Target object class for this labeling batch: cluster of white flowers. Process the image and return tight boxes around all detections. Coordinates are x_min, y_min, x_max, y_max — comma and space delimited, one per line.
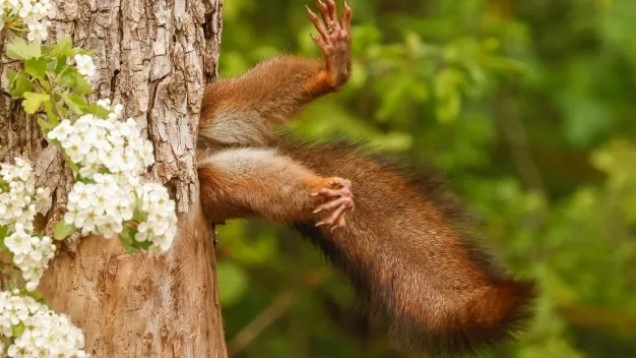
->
0, 0, 52, 41
47, 107, 154, 179
47, 100, 177, 254
63, 173, 177, 254
0, 0, 175, 351
0, 158, 49, 232
135, 182, 178, 254
0, 160, 55, 291
4, 224, 56, 291
73, 54, 96, 79
64, 174, 133, 238
0, 290, 86, 357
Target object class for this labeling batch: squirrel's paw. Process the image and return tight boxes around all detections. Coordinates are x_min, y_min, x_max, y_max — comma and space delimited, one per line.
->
306, 0, 352, 87
311, 177, 354, 231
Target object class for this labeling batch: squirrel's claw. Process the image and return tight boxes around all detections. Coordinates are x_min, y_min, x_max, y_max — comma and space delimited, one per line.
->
313, 176, 354, 230
306, 0, 352, 88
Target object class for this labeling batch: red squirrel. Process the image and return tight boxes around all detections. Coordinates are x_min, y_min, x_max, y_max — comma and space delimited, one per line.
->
197, 0, 534, 355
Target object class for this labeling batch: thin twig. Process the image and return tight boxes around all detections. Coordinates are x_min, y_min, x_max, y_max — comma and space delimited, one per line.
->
227, 290, 300, 357
494, 90, 545, 195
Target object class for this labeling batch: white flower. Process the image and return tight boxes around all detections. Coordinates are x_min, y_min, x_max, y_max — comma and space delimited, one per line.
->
96, 98, 111, 108
48, 110, 156, 180
65, 174, 131, 238
31, 1, 49, 17
113, 104, 124, 117
27, 20, 50, 41
17, 1, 32, 18
47, 119, 74, 142
134, 182, 177, 254
14, 159, 32, 181
4, 225, 32, 255
0, 159, 49, 231
63, 174, 176, 253
25, 281, 38, 292
0, 291, 86, 357
73, 54, 96, 79
4, 225, 56, 290
38, 97, 176, 256
4, 0, 52, 42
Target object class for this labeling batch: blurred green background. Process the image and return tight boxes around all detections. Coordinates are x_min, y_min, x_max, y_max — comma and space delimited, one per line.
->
214, 0, 636, 357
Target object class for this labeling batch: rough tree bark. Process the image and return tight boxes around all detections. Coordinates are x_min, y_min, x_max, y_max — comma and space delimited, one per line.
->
0, 0, 227, 357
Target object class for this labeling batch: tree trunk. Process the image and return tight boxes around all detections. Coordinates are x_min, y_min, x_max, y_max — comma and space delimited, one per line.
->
0, 0, 227, 357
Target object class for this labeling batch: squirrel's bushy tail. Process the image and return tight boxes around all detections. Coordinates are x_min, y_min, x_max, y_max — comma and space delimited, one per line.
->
284, 140, 535, 356
399, 278, 535, 355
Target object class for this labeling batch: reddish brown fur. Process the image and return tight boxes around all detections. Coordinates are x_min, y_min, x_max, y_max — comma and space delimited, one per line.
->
197, 1, 534, 355
199, 54, 351, 149
283, 142, 534, 355
198, 148, 352, 224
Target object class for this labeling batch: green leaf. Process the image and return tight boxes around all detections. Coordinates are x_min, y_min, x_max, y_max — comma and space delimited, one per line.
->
24, 57, 48, 80
217, 261, 249, 306
118, 225, 157, 253
6, 37, 41, 60
375, 72, 412, 121
86, 102, 112, 119
8, 72, 34, 97
74, 75, 93, 95
435, 95, 461, 124
22, 92, 50, 114
12, 322, 26, 338
62, 154, 80, 174
5, 68, 18, 83
59, 67, 79, 87
0, 225, 9, 252
59, 67, 93, 95
62, 94, 87, 115
119, 226, 139, 254
21, 288, 45, 302
55, 55, 68, 73
43, 101, 60, 125
136, 239, 153, 251
44, 37, 74, 57
53, 220, 76, 241
37, 118, 57, 134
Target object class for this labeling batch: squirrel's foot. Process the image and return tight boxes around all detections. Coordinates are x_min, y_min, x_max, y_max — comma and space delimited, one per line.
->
306, 0, 352, 88
311, 177, 354, 231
